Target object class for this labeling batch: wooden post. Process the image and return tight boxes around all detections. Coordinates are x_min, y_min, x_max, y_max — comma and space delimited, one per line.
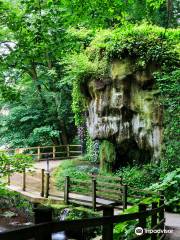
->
52, 146, 56, 160
138, 203, 147, 233
34, 206, 52, 240
67, 145, 70, 158
64, 176, 70, 204
151, 202, 158, 240
122, 184, 127, 211
41, 169, 45, 197
7, 173, 10, 186
102, 206, 114, 240
22, 168, 26, 191
92, 178, 96, 211
159, 195, 165, 237
45, 172, 50, 198
120, 177, 123, 185
37, 147, 41, 161
159, 195, 165, 221
7, 164, 10, 186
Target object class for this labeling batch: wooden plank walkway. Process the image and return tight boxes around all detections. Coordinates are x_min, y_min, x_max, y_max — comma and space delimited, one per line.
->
7, 184, 118, 208
7, 160, 123, 209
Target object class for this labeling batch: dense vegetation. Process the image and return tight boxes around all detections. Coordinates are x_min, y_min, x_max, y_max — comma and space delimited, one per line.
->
0, 0, 179, 147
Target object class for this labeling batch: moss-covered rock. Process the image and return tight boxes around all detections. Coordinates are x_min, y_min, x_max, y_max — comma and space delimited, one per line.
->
66, 24, 179, 172
99, 140, 116, 172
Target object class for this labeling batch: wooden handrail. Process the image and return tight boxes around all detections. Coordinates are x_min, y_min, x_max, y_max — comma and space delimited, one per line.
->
5, 144, 82, 151
90, 174, 122, 181
128, 186, 160, 196
97, 181, 123, 189
70, 179, 92, 184
4, 145, 83, 162
4, 165, 166, 240
0, 202, 165, 240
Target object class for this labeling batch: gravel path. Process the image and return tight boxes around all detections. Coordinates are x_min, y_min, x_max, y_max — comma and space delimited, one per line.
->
165, 212, 180, 240
166, 213, 180, 228
34, 159, 65, 171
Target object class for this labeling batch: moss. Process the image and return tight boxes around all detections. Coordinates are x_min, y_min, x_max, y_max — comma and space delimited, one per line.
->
68, 23, 179, 126
99, 140, 116, 172
111, 58, 133, 80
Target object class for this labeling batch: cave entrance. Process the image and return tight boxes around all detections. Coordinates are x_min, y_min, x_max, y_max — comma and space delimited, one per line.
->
114, 139, 151, 169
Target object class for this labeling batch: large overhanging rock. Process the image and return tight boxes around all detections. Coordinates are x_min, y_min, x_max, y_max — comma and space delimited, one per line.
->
84, 58, 163, 171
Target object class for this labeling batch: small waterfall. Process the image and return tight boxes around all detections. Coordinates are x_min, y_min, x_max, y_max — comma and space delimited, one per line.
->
59, 208, 70, 221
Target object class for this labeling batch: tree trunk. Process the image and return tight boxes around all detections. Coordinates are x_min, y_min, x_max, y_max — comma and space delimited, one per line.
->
53, 93, 68, 145
166, 0, 173, 26
28, 61, 47, 107
59, 119, 68, 145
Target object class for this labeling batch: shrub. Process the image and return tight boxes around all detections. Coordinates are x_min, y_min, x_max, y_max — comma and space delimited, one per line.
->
54, 159, 99, 192
0, 151, 33, 179
147, 168, 180, 212
0, 187, 33, 220
115, 163, 160, 189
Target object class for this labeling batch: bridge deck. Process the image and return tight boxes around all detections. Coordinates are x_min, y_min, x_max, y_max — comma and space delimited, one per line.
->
7, 160, 123, 209
7, 184, 121, 210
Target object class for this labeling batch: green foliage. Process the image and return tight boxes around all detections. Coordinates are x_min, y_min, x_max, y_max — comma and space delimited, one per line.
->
63, 206, 99, 220
63, 53, 108, 125
85, 135, 94, 162
155, 69, 180, 172
0, 151, 33, 178
115, 163, 180, 212
61, 0, 170, 28
54, 159, 98, 193
68, 24, 179, 125
114, 205, 138, 240
114, 197, 161, 239
147, 168, 180, 212
115, 163, 160, 189
0, 0, 77, 147
87, 24, 179, 64
84, 135, 99, 164
0, 187, 33, 219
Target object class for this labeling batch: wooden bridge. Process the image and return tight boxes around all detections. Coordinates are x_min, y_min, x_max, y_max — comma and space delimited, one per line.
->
7, 163, 162, 211
5, 144, 83, 161
5, 171, 166, 239
0, 193, 166, 240
3, 146, 167, 239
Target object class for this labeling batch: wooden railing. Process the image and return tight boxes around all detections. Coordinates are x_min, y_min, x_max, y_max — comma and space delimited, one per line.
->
5, 145, 82, 161
61, 175, 125, 211
0, 196, 166, 240
8, 170, 161, 213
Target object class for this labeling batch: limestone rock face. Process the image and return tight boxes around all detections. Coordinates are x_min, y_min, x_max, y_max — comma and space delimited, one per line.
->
85, 59, 163, 167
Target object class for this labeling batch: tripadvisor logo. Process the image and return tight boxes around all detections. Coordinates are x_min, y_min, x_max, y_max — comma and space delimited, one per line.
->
135, 227, 174, 235
135, 227, 143, 236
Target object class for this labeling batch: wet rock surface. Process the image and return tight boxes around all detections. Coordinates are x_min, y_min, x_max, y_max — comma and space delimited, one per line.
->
84, 58, 163, 169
